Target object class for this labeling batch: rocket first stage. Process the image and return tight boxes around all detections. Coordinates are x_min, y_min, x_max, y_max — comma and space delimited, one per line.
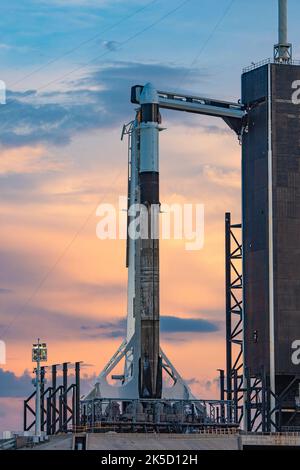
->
85, 82, 201, 401
138, 83, 162, 398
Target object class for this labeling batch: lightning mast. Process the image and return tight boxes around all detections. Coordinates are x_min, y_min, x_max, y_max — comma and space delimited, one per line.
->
274, 0, 292, 63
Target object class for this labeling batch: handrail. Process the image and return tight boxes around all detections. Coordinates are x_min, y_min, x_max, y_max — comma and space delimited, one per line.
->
243, 57, 300, 73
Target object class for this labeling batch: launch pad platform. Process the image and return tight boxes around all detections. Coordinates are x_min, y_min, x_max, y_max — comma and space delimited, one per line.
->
80, 398, 237, 434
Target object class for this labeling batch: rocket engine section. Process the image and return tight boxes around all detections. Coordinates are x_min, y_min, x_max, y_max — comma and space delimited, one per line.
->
137, 84, 162, 398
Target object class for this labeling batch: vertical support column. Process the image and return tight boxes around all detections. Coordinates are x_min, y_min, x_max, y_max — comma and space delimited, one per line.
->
35, 343, 41, 437
138, 83, 162, 399
51, 365, 57, 434
92, 400, 95, 430
72, 386, 76, 430
233, 369, 239, 424
218, 369, 225, 423
75, 362, 80, 429
63, 362, 68, 432
279, 0, 288, 46
267, 64, 276, 431
46, 397, 52, 436
261, 366, 267, 433
23, 400, 27, 432
225, 213, 232, 415
274, 0, 292, 62
225, 213, 243, 425
40, 366, 45, 432
245, 367, 252, 432
59, 394, 63, 432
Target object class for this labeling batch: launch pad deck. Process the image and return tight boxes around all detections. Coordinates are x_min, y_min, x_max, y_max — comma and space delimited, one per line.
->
80, 397, 237, 434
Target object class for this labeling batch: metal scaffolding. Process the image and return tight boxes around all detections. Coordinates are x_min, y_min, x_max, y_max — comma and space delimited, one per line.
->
224, 213, 244, 426
223, 213, 300, 432
24, 362, 81, 435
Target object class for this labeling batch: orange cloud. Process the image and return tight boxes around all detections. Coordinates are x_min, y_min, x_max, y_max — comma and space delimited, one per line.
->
0, 124, 242, 400
0, 146, 64, 175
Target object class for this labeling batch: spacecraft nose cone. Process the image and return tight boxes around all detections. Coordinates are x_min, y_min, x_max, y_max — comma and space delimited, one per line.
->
140, 83, 159, 105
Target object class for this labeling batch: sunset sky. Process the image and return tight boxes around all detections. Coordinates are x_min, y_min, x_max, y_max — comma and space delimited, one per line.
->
0, 0, 299, 431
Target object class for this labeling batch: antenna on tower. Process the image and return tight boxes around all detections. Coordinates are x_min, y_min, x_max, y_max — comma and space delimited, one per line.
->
274, 0, 292, 63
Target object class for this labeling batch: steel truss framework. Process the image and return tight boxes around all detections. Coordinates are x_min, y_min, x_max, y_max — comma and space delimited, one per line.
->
244, 367, 276, 432
223, 213, 300, 432
224, 213, 244, 426
24, 362, 81, 435
243, 367, 300, 432
222, 213, 279, 432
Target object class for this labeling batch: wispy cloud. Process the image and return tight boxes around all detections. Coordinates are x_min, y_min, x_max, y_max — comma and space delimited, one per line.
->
161, 316, 218, 333
0, 44, 12, 51
0, 369, 32, 397
0, 61, 208, 148
0, 367, 96, 398
0, 288, 12, 294
80, 315, 218, 340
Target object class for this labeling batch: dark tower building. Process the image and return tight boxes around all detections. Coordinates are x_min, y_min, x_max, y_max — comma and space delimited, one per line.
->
242, 3, 300, 426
